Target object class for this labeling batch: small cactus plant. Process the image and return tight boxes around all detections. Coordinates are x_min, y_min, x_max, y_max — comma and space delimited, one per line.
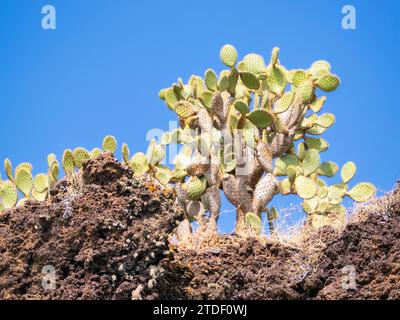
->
0, 135, 122, 211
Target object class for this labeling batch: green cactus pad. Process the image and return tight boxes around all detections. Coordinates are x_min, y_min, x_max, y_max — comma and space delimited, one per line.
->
269, 47, 280, 66
158, 88, 167, 100
328, 184, 347, 201
220, 44, 238, 67
32, 188, 48, 202
102, 135, 117, 154
341, 161, 357, 183
295, 176, 318, 199
199, 91, 213, 110
309, 96, 326, 113
316, 113, 335, 128
204, 68, 218, 91
62, 150, 75, 174
174, 101, 196, 118
316, 199, 330, 213
278, 178, 291, 195
146, 140, 165, 165
316, 74, 340, 92
49, 162, 59, 183
15, 162, 33, 176
287, 165, 297, 183
234, 101, 249, 115
306, 124, 327, 135
185, 176, 206, 201
15, 168, 33, 198
130, 152, 149, 177
155, 166, 172, 185
291, 70, 308, 86
317, 185, 329, 198
90, 148, 102, 159
245, 212, 262, 234
218, 75, 229, 92
0, 181, 18, 209
164, 88, 179, 110
302, 196, 320, 214
347, 183, 376, 202
73, 148, 90, 169
318, 161, 339, 177
328, 204, 347, 216
274, 92, 294, 113
237, 61, 248, 72
239, 72, 260, 90
122, 143, 130, 164
297, 142, 307, 161
243, 53, 266, 74
304, 137, 329, 152
302, 149, 320, 176
47, 154, 57, 168
310, 60, 331, 75
33, 173, 49, 193
267, 66, 286, 95
274, 154, 299, 176
171, 168, 187, 181
246, 110, 272, 128
296, 79, 314, 103
4, 158, 13, 181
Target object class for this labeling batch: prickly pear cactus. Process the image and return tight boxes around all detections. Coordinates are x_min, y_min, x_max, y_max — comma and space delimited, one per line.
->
0, 135, 123, 212
0, 45, 376, 240
155, 44, 376, 236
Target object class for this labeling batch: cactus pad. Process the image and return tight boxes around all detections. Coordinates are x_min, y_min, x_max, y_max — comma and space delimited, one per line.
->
274, 92, 294, 114
185, 176, 206, 201
73, 148, 90, 169
302, 149, 320, 176
102, 135, 117, 154
204, 69, 218, 91
295, 176, 317, 199
62, 150, 75, 174
240, 72, 260, 90
246, 110, 272, 128
0, 181, 18, 209
316, 74, 340, 92
245, 212, 262, 234
220, 44, 237, 67
316, 113, 335, 128
243, 53, 266, 74
347, 183, 376, 202
15, 168, 33, 198
341, 161, 357, 183
304, 137, 329, 152
4, 158, 13, 181
296, 79, 314, 103
318, 161, 339, 177
33, 173, 49, 193
90, 148, 102, 159
122, 143, 130, 164
130, 152, 149, 177
267, 66, 286, 95
155, 166, 172, 185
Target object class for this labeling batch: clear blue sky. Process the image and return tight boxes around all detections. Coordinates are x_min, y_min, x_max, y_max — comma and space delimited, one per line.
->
1, 0, 399, 232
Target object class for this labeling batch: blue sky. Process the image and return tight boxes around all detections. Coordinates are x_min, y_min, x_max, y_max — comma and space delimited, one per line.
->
1, 0, 399, 232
